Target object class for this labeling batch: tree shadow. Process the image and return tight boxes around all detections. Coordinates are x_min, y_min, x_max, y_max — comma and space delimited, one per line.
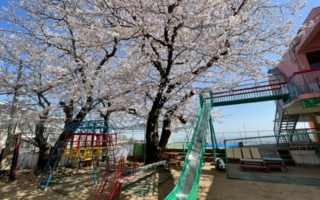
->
157, 172, 176, 200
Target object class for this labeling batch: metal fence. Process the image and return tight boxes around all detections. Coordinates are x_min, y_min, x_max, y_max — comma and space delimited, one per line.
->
168, 130, 278, 145
18, 127, 317, 149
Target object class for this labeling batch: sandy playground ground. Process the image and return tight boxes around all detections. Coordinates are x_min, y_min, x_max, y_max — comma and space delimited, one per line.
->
1, 162, 320, 200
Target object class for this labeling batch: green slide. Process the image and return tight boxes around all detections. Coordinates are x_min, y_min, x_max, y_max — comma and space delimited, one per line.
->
165, 95, 212, 200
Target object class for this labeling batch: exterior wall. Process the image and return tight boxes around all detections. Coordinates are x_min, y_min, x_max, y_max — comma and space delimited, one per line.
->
0, 131, 7, 152
276, 6, 320, 77
309, 116, 320, 142
276, 53, 300, 78
291, 150, 320, 164
297, 29, 320, 70
296, 6, 320, 55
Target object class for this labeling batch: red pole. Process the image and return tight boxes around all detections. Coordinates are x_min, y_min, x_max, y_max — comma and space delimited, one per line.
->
85, 134, 88, 148
118, 183, 122, 200
13, 133, 22, 178
77, 135, 81, 148
91, 134, 94, 148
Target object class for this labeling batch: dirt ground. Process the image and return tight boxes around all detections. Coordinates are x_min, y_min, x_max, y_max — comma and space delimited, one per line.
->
1, 162, 320, 200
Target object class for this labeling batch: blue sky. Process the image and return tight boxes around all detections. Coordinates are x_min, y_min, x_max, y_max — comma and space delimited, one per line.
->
0, 1, 319, 134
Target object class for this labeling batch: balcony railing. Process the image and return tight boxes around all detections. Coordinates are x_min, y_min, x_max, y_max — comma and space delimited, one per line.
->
284, 68, 320, 99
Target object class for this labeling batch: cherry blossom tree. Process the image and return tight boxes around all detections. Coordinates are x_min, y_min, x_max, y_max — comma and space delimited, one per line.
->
0, 0, 135, 168
101, 0, 306, 163
0, 29, 66, 168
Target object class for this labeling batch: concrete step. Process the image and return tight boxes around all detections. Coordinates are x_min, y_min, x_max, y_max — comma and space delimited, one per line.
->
214, 158, 296, 166
278, 149, 291, 155
280, 155, 292, 160
283, 159, 296, 166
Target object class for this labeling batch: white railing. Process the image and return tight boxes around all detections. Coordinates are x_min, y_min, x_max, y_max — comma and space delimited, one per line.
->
167, 130, 278, 146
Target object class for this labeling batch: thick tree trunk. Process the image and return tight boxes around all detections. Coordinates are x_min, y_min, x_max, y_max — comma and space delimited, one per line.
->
158, 115, 171, 149
34, 117, 51, 172
101, 110, 111, 133
145, 108, 161, 165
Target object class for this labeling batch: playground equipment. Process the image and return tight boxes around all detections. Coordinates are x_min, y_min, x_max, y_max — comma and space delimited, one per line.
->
94, 157, 169, 200
165, 76, 293, 199
94, 156, 137, 200
165, 92, 216, 199
38, 120, 117, 190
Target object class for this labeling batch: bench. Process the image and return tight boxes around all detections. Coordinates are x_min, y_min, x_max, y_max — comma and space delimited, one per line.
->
240, 158, 268, 172
262, 158, 286, 171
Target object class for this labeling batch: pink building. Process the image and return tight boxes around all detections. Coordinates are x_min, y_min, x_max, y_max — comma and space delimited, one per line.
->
272, 6, 320, 142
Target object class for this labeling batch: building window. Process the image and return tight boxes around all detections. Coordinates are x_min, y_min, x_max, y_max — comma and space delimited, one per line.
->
306, 50, 320, 69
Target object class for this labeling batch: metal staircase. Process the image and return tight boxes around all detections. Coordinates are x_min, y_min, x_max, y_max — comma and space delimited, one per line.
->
281, 114, 300, 131
277, 114, 299, 144
273, 98, 300, 145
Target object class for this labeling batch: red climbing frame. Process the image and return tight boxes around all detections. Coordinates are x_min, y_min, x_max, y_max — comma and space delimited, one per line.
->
56, 133, 117, 158
94, 156, 137, 200
57, 133, 117, 149
11, 133, 22, 179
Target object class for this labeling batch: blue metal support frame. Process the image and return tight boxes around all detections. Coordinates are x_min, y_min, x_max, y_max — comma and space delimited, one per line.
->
37, 141, 69, 190
92, 148, 96, 184
62, 120, 115, 134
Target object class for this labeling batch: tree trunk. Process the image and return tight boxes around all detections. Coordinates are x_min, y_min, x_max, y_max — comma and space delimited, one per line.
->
145, 108, 161, 165
158, 114, 171, 149
34, 117, 51, 172
101, 110, 111, 133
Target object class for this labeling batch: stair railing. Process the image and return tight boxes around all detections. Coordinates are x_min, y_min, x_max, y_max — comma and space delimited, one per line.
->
274, 100, 284, 145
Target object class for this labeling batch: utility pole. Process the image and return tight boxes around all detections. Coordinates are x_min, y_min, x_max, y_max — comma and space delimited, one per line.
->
5, 62, 23, 148
243, 123, 247, 138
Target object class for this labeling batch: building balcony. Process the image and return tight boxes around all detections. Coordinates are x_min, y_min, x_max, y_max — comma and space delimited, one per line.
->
281, 68, 320, 115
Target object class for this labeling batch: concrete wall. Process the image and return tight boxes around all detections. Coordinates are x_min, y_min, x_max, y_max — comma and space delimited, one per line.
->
291, 150, 320, 164
114, 144, 134, 157
17, 152, 39, 169
0, 132, 7, 153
